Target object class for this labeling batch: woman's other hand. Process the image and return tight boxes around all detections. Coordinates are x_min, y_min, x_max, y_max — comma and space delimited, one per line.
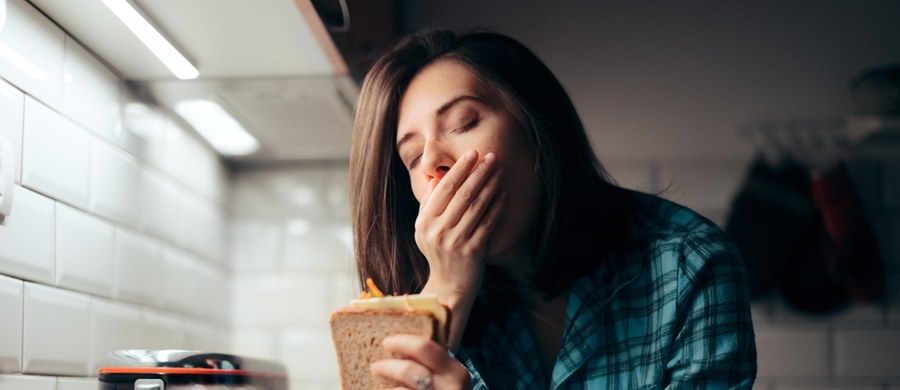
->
371, 335, 472, 390
417, 150, 504, 295
417, 149, 505, 350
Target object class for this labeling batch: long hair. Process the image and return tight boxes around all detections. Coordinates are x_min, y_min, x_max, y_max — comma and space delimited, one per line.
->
349, 30, 638, 302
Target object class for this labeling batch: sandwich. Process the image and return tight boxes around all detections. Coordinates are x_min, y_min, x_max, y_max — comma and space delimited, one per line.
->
329, 278, 450, 390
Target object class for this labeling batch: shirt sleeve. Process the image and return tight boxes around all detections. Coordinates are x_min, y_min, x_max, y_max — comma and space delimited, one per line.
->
665, 232, 758, 389
449, 348, 490, 390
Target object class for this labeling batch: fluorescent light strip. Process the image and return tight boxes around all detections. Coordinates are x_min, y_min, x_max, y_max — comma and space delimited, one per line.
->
174, 99, 259, 156
100, 0, 198, 80
0, 42, 48, 80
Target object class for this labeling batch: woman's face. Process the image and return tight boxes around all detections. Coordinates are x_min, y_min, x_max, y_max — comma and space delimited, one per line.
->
395, 59, 541, 263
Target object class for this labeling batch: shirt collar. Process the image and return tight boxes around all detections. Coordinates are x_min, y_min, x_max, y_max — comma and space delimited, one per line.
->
551, 250, 646, 388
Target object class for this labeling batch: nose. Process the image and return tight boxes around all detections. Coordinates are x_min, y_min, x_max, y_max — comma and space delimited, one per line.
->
420, 139, 454, 183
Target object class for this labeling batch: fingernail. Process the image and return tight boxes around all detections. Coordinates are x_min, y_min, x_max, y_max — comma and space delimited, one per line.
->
483, 152, 496, 164
465, 149, 477, 161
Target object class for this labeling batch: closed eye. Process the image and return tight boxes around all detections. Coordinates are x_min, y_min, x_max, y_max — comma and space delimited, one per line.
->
408, 154, 422, 170
454, 116, 479, 133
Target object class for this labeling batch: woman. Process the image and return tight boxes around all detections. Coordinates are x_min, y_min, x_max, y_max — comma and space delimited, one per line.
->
349, 30, 756, 389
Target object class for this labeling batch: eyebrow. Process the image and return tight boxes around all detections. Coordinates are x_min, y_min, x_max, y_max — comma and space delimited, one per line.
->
396, 95, 482, 150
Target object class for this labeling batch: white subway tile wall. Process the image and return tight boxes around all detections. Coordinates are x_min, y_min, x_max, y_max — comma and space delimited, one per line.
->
230, 163, 356, 388
90, 138, 142, 227
755, 328, 831, 378
0, 79, 24, 184
22, 96, 92, 209
0, 374, 56, 390
139, 308, 186, 351
56, 377, 98, 390
180, 191, 225, 262
229, 221, 283, 271
232, 273, 331, 327
0, 186, 55, 284
89, 298, 140, 374
0, 275, 23, 373
771, 381, 886, 390
834, 329, 900, 377
283, 227, 354, 271
0, 1, 232, 389
55, 203, 116, 298
231, 328, 279, 361
61, 39, 122, 145
282, 328, 340, 388
162, 247, 230, 322
184, 316, 231, 353
22, 282, 91, 376
0, 0, 65, 109
113, 226, 163, 306
140, 169, 187, 246
143, 119, 226, 204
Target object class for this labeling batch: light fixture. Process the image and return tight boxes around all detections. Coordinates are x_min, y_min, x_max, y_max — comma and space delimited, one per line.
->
0, 42, 48, 80
100, 0, 198, 80
174, 99, 260, 156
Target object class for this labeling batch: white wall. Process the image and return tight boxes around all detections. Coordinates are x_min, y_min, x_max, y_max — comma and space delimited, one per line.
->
0, 0, 230, 388
229, 163, 356, 390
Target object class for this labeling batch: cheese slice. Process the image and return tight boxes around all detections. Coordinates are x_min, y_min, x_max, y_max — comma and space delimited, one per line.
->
351, 294, 449, 346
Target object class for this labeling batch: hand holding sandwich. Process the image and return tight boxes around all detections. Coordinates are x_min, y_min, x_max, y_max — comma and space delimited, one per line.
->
370, 334, 472, 390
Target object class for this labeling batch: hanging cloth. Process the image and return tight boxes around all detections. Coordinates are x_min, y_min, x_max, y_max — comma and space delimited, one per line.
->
811, 161, 885, 302
775, 156, 850, 314
725, 155, 851, 314
725, 156, 798, 298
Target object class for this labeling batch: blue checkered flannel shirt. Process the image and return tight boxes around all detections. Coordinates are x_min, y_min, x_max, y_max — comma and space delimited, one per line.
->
455, 195, 757, 389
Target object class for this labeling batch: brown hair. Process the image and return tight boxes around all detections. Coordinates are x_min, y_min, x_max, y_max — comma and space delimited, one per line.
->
349, 30, 639, 302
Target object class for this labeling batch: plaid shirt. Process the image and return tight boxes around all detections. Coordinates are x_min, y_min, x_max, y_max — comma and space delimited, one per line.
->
455, 196, 757, 389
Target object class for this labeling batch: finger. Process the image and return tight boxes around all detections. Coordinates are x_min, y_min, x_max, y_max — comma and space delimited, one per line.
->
418, 177, 438, 212
415, 178, 439, 233
370, 359, 431, 389
468, 191, 507, 247
420, 150, 479, 217
439, 153, 498, 229
383, 335, 452, 372
455, 165, 501, 238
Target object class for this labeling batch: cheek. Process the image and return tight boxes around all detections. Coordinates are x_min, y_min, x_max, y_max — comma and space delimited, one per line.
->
410, 182, 424, 203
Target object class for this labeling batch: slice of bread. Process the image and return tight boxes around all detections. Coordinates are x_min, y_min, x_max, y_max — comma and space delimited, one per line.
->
329, 308, 438, 390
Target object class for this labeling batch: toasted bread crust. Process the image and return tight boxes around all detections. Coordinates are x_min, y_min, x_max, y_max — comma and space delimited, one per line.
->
330, 309, 437, 389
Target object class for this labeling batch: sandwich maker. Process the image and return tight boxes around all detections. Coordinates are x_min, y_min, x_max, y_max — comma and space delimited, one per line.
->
98, 349, 288, 390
